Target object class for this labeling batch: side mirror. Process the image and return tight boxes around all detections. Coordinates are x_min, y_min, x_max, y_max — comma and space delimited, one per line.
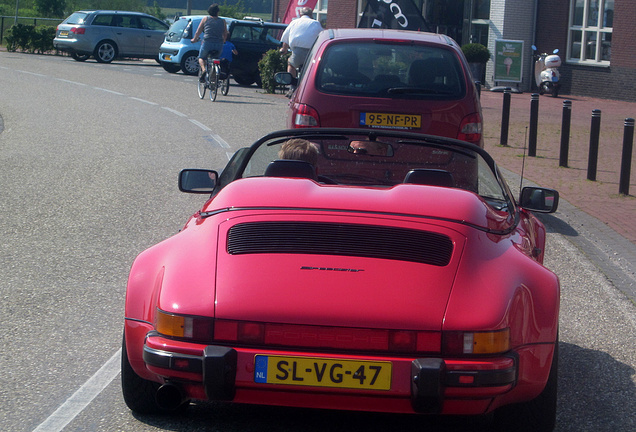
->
274, 72, 296, 87
519, 187, 559, 213
179, 169, 218, 193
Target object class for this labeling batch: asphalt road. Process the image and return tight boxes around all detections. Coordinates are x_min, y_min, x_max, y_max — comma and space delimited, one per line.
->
0, 53, 634, 432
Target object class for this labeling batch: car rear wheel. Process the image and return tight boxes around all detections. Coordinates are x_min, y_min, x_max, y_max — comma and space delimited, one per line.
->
71, 52, 90, 62
94, 40, 117, 63
232, 73, 254, 86
494, 341, 558, 431
121, 334, 163, 414
181, 51, 200, 75
161, 61, 181, 73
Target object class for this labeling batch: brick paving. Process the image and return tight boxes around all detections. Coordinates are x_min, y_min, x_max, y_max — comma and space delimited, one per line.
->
480, 90, 636, 245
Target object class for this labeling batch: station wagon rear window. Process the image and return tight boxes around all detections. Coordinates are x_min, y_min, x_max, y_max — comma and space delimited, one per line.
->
64, 12, 89, 25
317, 42, 466, 100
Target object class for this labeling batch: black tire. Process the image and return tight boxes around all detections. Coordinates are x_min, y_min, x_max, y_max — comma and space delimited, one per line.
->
551, 86, 559, 98
540, 82, 551, 96
198, 69, 207, 99
181, 51, 200, 75
161, 62, 181, 73
94, 40, 117, 63
209, 66, 219, 102
121, 333, 163, 415
233, 73, 254, 86
221, 77, 230, 96
71, 52, 90, 62
494, 341, 558, 432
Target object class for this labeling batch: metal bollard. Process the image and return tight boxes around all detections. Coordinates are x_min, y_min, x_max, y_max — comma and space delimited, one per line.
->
528, 94, 539, 157
587, 109, 602, 181
500, 88, 511, 146
559, 100, 572, 167
619, 118, 634, 196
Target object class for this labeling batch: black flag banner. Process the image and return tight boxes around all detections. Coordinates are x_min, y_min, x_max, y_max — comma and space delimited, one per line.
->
358, 0, 429, 32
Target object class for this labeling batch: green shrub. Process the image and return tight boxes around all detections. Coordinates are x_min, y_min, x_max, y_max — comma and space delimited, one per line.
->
461, 43, 491, 64
6, 24, 33, 52
33, 26, 56, 53
258, 49, 289, 94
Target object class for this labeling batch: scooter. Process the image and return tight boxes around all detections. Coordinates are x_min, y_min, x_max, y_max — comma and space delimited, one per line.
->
532, 45, 561, 97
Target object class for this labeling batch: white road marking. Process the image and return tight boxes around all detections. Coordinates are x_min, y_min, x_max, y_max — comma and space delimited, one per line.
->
129, 97, 158, 105
32, 349, 121, 432
190, 119, 212, 131
162, 106, 187, 117
93, 87, 124, 95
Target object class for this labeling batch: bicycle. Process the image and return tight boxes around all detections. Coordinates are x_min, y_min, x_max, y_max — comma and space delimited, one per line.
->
198, 53, 222, 101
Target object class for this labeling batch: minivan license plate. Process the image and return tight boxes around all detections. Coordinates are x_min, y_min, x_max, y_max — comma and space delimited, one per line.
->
254, 355, 391, 390
361, 112, 421, 129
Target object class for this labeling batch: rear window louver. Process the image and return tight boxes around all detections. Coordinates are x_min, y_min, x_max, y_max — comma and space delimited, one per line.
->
227, 222, 453, 266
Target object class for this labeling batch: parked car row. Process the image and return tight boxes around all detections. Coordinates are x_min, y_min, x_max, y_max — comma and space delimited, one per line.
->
158, 15, 286, 86
53, 10, 287, 87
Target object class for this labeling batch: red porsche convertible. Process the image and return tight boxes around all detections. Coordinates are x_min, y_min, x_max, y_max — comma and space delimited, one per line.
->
122, 128, 560, 431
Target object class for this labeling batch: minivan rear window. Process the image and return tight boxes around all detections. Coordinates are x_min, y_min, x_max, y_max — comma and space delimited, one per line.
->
64, 12, 89, 25
317, 42, 466, 100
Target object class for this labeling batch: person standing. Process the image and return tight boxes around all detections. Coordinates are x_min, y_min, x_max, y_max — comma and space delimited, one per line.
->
192, 4, 228, 82
279, 7, 323, 78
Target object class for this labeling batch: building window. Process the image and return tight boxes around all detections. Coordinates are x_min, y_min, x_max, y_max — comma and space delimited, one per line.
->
568, 0, 613, 64
315, 0, 328, 28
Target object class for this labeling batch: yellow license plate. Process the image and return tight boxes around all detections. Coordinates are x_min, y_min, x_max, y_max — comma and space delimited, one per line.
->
59, 31, 69, 36
162, 54, 172, 61
361, 112, 421, 129
254, 355, 391, 390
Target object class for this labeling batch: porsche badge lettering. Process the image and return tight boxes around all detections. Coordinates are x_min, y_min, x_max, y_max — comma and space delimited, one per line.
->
301, 266, 364, 272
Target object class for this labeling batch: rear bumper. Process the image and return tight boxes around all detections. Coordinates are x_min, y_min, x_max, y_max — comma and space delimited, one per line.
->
141, 333, 522, 415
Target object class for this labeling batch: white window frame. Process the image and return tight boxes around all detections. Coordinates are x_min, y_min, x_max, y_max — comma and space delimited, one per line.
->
567, 0, 613, 66
314, 0, 328, 27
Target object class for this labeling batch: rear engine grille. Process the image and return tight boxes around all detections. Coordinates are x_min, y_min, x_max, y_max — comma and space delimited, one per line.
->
227, 222, 453, 266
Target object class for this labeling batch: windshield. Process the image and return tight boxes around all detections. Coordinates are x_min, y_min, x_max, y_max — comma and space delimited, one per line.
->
317, 42, 466, 99
238, 133, 509, 211
165, 18, 192, 41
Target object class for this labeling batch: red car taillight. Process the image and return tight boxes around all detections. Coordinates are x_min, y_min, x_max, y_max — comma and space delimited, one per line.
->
292, 103, 320, 128
457, 112, 482, 145
70, 27, 85, 35
442, 329, 510, 355
215, 319, 441, 353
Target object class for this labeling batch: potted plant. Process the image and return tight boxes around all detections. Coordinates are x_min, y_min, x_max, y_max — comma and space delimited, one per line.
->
461, 43, 491, 83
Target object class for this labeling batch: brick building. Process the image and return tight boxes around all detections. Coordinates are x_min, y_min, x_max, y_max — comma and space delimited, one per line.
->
271, 0, 636, 102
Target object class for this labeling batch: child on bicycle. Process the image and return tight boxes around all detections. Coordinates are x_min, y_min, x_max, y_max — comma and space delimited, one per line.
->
220, 40, 238, 80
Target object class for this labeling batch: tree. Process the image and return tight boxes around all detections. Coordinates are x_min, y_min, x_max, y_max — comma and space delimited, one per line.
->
35, 0, 66, 17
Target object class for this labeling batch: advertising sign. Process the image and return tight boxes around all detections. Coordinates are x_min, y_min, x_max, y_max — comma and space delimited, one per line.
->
282, 0, 319, 24
494, 39, 524, 82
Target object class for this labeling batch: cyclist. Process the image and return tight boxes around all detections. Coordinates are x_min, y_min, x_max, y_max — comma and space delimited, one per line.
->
191, 3, 228, 83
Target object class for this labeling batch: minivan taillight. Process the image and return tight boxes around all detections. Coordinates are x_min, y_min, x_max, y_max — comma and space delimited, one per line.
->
457, 112, 482, 146
70, 27, 85, 35
292, 103, 319, 128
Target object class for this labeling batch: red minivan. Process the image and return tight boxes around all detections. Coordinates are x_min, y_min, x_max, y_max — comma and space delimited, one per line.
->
286, 28, 484, 147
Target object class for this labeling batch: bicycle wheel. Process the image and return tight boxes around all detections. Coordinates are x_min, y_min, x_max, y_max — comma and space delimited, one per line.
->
209, 65, 219, 102
197, 69, 207, 99
221, 76, 230, 96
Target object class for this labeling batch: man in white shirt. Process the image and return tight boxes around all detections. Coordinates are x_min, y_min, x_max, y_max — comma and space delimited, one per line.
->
280, 7, 323, 78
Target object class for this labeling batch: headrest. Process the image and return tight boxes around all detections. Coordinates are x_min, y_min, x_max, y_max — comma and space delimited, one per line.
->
264, 159, 317, 179
404, 169, 455, 187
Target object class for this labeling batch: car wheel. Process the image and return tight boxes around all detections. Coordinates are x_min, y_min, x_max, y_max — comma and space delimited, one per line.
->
233, 73, 254, 86
494, 340, 558, 432
161, 62, 181, 74
94, 40, 117, 63
71, 52, 90, 62
121, 333, 163, 414
181, 52, 200, 75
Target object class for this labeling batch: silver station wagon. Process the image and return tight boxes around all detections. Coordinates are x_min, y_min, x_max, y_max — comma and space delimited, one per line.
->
54, 10, 169, 63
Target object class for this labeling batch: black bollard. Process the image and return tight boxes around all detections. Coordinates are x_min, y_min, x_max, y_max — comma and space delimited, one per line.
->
587, 109, 602, 181
500, 88, 511, 146
619, 118, 634, 195
559, 100, 572, 167
528, 94, 539, 157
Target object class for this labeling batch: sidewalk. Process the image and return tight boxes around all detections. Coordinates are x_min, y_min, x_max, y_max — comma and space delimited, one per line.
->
479, 90, 636, 245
